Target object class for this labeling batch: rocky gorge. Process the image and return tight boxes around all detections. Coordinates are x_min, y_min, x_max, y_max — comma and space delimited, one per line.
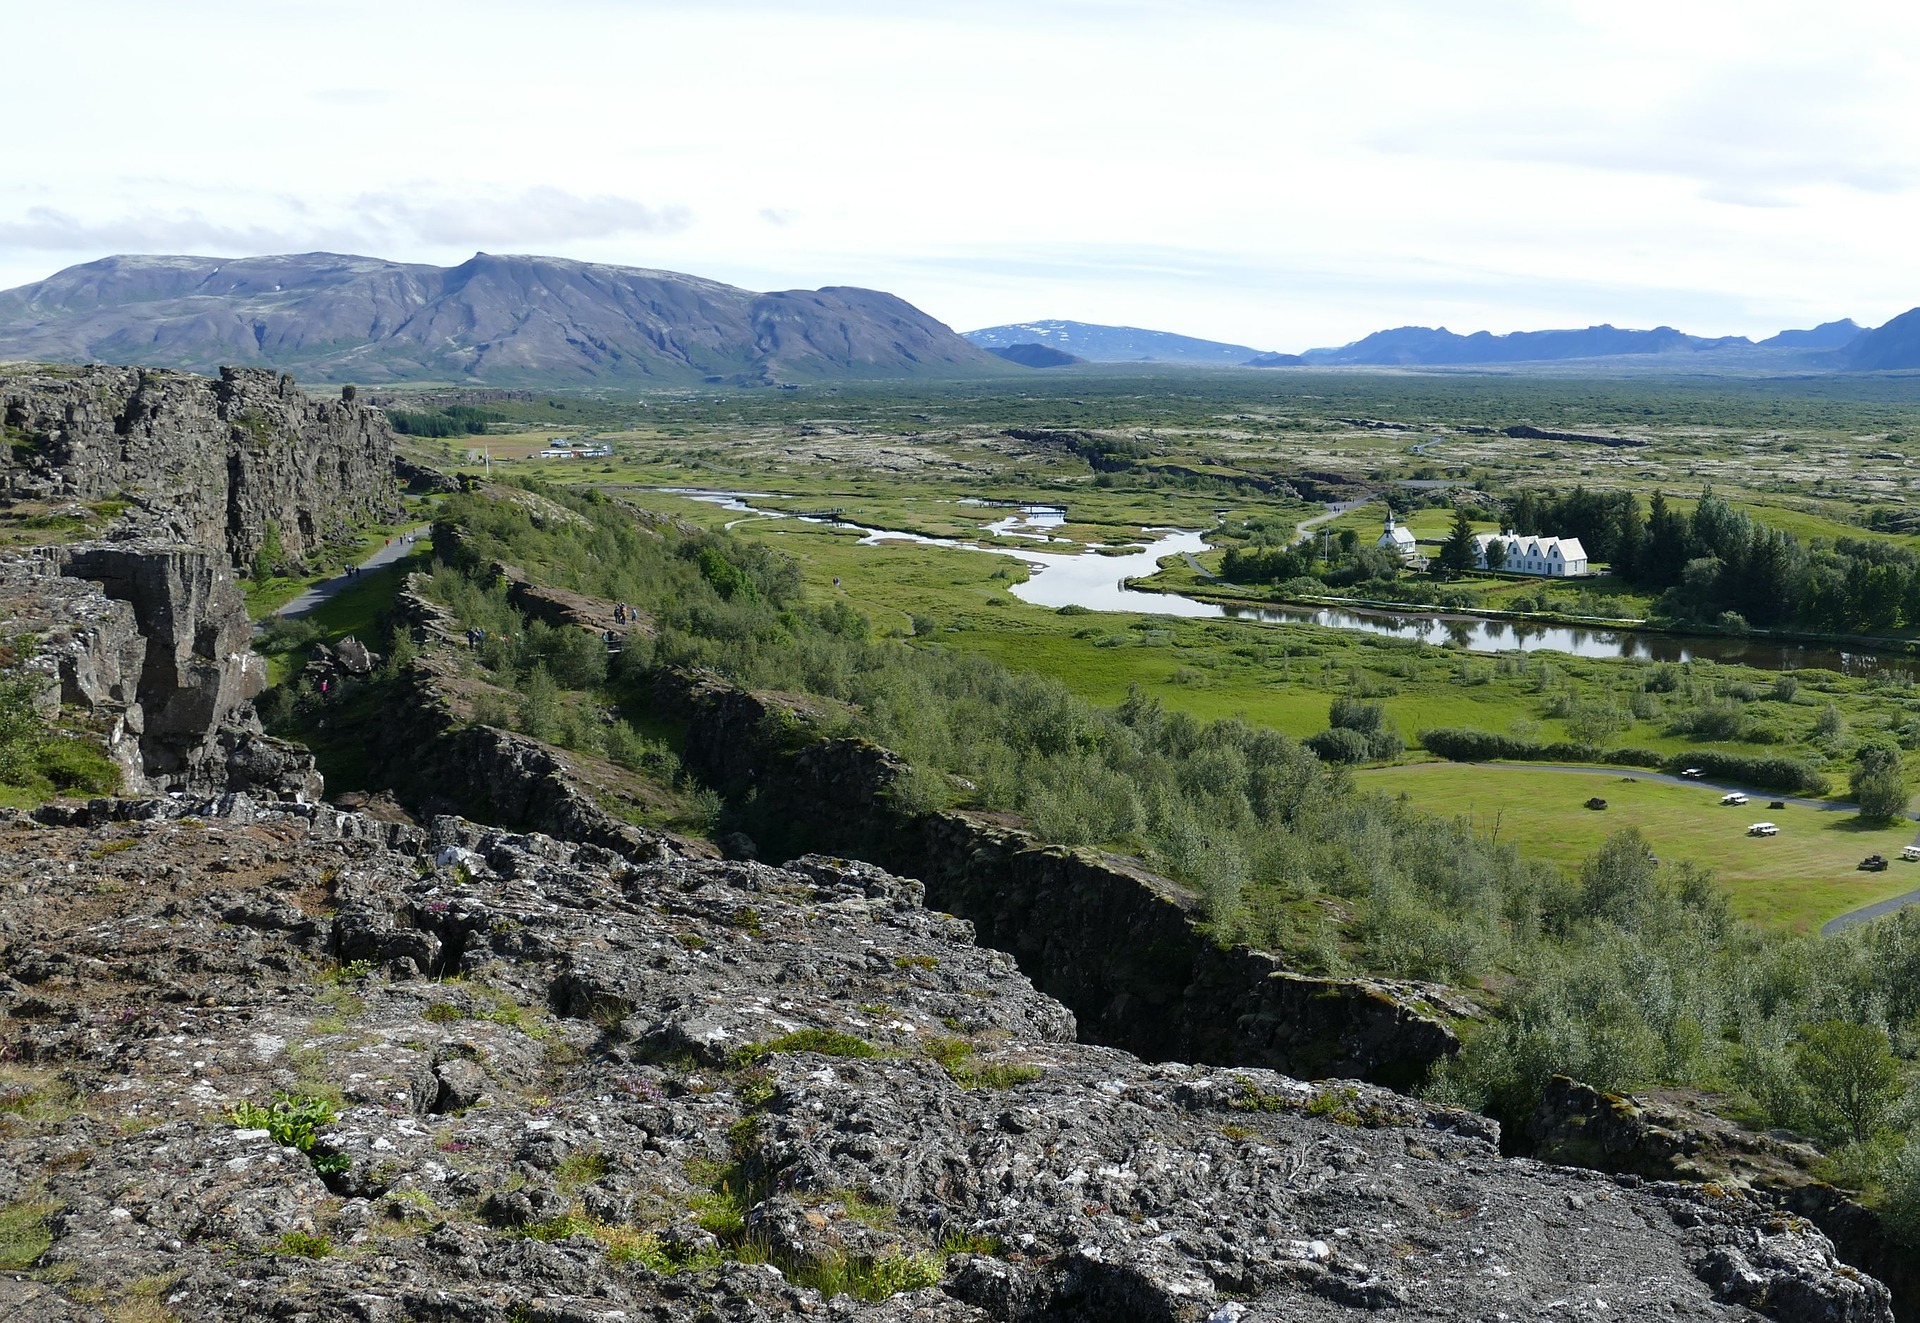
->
0, 795, 1895, 1321
0, 362, 1905, 1317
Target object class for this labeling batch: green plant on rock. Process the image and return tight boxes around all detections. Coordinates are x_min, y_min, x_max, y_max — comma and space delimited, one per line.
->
274, 1230, 332, 1259
555, 1149, 611, 1192
788, 1248, 942, 1302
728, 1029, 879, 1068
0, 1195, 56, 1270
228, 1093, 348, 1175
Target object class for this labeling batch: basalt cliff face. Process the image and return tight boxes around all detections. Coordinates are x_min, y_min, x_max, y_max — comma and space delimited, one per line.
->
1, 363, 398, 572
1, 537, 317, 798
0, 362, 395, 796
0, 794, 1893, 1322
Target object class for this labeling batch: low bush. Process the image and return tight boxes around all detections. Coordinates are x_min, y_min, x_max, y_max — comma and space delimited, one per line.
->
1660, 750, 1830, 795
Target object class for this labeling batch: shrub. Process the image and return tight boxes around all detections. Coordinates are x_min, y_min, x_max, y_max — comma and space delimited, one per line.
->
1793, 1020, 1905, 1144
1660, 750, 1829, 795
1850, 741, 1910, 822
1306, 727, 1372, 764
1882, 1138, 1920, 1248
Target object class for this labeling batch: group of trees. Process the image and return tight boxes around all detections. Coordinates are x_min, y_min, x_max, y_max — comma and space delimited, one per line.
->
1306, 697, 1404, 763
387, 405, 505, 438
1219, 530, 1407, 592
1508, 485, 1920, 635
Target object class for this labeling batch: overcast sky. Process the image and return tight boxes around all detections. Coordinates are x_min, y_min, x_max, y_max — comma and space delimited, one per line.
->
5, 0, 1917, 350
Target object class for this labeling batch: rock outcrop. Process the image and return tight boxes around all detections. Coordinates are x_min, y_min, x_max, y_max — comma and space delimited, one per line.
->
658, 668, 1472, 1090
0, 795, 1891, 1321
1, 540, 319, 798
370, 574, 690, 860
1530, 1076, 1919, 1320
1, 363, 399, 571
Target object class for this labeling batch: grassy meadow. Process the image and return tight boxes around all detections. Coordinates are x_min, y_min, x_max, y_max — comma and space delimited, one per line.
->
1358, 763, 1920, 932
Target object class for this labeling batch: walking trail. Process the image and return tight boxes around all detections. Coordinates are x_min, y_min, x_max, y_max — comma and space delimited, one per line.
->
271, 524, 430, 621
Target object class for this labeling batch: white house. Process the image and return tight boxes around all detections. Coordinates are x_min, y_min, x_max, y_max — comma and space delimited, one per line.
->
1472, 530, 1589, 577
1377, 514, 1419, 563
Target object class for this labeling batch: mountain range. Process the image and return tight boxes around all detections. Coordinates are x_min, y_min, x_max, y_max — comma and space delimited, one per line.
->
969, 315, 1920, 371
4, 251, 1918, 382
0, 252, 1001, 386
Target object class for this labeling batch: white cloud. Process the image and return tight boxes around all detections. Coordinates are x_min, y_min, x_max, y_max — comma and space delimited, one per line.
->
348, 188, 690, 247
0, 188, 690, 265
0, 0, 1917, 346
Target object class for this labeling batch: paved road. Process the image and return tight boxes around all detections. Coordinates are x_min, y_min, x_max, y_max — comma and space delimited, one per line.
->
271, 525, 430, 621
1824, 887, 1920, 934
1386, 761, 1920, 933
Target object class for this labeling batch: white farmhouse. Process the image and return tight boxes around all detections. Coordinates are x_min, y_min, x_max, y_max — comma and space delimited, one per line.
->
1376, 514, 1419, 563
1472, 530, 1589, 577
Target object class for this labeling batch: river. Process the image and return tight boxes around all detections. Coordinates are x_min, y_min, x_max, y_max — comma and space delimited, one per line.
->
652, 489, 1909, 677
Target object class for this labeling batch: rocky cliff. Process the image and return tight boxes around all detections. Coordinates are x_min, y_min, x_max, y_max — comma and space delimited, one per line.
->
656, 668, 1473, 1091
371, 572, 696, 861
2, 540, 320, 797
1, 363, 399, 571
0, 793, 1891, 1321
1530, 1076, 1920, 1321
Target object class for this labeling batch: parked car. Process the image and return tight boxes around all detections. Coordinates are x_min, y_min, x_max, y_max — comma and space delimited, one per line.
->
1860, 855, 1889, 872
1748, 822, 1778, 837
1720, 792, 1749, 806
1681, 768, 1705, 778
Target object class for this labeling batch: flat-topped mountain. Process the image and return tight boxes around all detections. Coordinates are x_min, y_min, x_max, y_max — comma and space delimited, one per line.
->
0, 252, 1003, 386
1299, 322, 1752, 366
964, 319, 1270, 365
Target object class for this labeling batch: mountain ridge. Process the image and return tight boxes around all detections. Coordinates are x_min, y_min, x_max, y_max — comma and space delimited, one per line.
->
1298, 322, 1752, 366
964, 319, 1270, 365
0, 251, 1004, 386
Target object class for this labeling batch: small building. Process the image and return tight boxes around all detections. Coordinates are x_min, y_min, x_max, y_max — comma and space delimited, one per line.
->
1377, 514, 1419, 563
1472, 530, 1589, 577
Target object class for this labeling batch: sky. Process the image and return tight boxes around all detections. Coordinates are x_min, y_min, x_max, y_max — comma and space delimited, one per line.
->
4, 0, 1918, 351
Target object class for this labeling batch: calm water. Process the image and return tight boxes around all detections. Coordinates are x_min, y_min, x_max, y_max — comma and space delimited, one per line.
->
655, 489, 1909, 677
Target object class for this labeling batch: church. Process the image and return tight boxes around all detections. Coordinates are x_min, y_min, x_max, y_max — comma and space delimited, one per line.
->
1376, 514, 1419, 563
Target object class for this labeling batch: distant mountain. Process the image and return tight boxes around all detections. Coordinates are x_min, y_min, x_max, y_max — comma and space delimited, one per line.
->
964, 320, 1269, 365
1300, 324, 1752, 366
1758, 319, 1862, 349
1839, 308, 1920, 371
1244, 351, 1305, 367
985, 342, 1083, 368
0, 252, 1001, 386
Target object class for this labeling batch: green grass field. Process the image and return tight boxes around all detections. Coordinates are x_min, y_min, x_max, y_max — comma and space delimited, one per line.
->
1358, 763, 1920, 933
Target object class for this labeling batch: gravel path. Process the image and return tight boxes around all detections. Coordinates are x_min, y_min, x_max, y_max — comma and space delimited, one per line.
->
1292, 495, 1373, 546
272, 525, 429, 620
